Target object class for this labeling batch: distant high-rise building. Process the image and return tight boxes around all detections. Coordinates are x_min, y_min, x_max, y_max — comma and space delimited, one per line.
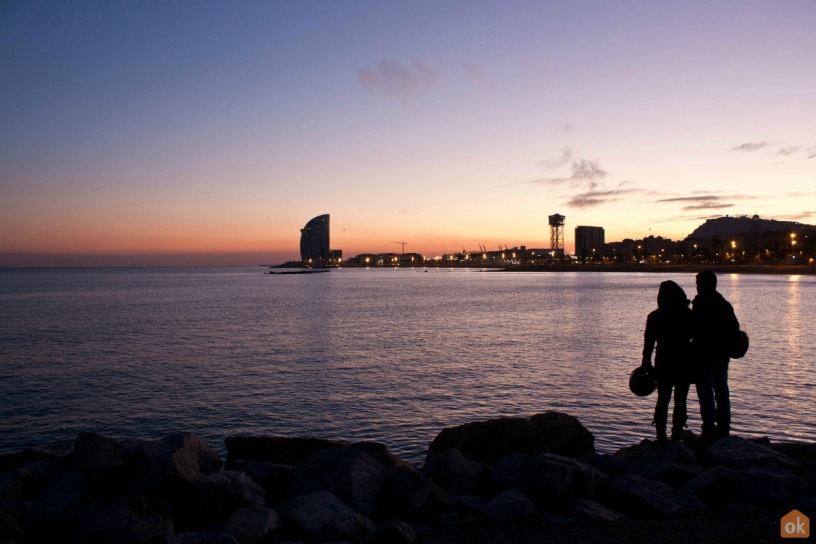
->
300, 214, 330, 262
575, 226, 605, 257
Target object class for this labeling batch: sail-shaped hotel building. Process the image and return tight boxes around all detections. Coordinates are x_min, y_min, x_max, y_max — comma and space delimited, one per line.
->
300, 214, 330, 262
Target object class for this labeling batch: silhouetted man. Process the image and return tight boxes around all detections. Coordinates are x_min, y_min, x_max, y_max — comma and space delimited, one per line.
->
693, 270, 739, 441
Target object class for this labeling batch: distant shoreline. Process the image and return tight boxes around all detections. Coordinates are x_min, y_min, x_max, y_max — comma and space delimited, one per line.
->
496, 264, 816, 276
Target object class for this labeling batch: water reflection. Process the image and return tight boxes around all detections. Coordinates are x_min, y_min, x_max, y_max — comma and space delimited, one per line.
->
0, 268, 814, 464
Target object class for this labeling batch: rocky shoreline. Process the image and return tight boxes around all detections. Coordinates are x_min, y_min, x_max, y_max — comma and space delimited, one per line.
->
1, 412, 814, 543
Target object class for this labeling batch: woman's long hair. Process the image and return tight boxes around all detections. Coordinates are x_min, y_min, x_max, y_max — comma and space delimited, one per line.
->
656, 280, 690, 310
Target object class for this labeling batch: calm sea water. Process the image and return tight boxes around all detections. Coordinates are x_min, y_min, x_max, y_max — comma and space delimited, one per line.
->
1, 267, 814, 465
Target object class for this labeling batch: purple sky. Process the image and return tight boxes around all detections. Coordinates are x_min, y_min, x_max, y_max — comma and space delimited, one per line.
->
1, 1, 814, 265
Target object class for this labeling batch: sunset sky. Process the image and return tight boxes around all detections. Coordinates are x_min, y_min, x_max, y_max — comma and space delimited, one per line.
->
1, 1, 815, 266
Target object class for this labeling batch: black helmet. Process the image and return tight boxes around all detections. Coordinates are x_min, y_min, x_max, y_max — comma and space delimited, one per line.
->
629, 366, 656, 397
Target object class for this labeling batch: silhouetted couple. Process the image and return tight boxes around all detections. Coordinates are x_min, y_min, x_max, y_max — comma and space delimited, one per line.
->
641, 270, 740, 443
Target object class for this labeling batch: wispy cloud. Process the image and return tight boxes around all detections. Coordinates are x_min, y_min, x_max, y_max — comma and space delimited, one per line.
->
357, 59, 442, 102
533, 153, 607, 187
654, 213, 725, 223
657, 196, 722, 203
681, 203, 735, 211
656, 193, 760, 212
537, 147, 573, 172
732, 142, 773, 152
566, 183, 638, 209
774, 211, 815, 221
807, 147, 816, 159
778, 146, 799, 156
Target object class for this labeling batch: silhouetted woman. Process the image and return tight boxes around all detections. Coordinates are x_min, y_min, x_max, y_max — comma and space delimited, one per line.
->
641, 280, 694, 443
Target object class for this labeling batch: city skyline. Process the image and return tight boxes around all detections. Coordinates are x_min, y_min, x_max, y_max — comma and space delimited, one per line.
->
2, 1, 815, 266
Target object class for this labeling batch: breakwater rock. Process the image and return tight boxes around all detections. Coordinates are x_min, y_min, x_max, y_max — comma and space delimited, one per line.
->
1, 412, 815, 543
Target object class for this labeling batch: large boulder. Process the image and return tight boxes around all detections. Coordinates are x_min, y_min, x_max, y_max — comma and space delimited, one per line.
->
639, 462, 705, 489
771, 442, 816, 473
288, 447, 393, 519
225, 436, 344, 467
573, 499, 626, 522
166, 533, 238, 544
605, 475, 706, 519
34, 471, 88, 511
491, 453, 607, 507
225, 436, 411, 469
0, 497, 53, 539
421, 449, 492, 496
612, 439, 663, 464
426, 413, 594, 466
67, 432, 125, 482
276, 490, 375, 538
0, 509, 27, 543
197, 471, 265, 521
628, 442, 698, 474
0, 440, 75, 476
228, 460, 292, 506
577, 453, 628, 480
379, 465, 428, 520
73, 495, 174, 544
480, 489, 537, 525
123, 433, 223, 495
363, 517, 418, 544
705, 437, 801, 472
682, 466, 808, 508
0, 467, 35, 500
407, 481, 458, 523
220, 505, 280, 543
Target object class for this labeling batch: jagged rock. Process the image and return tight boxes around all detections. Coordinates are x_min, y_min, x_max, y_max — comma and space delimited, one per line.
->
123, 433, 223, 494
363, 517, 418, 543
289, 447, 392, 519
379, 465, 428, 520
350, 441, 414, 469
491, 453, 607, 507
228, 460, 292, 506
221, 505, 280, 542
73, 495, 174, 544
426, 412, 594, 466
276, 490, 375, 538
453, 494, 488, 512
612, 439, 663, 464
480, 489, 537, 525
629, 442, 698, 474
407, 482, 458, 523
725, 501, 762, 512
165, 533, 238, 544
0, 497, 52, 537
706, 437, 801, 472
225, 436, 345, 467
197, 471, 265, 520
225, 436, 410, 470
639, 461, 705, 488
0, 440, 74, 476
577, 453, 628, 480
573, 499, 626, 522
803, 473, 816, 497
0, 509, 27, 543
34, 471, 87, 511
682, 466, 807, 508
771, 443, 816, 472
0, 468, 34, 500
66, 432, 126, 485
421, 449, 492, 496
606, 475, 706, 519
